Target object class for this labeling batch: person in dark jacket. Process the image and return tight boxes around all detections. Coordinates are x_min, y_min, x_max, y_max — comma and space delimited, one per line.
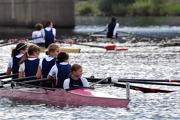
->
104, 17, 119, 39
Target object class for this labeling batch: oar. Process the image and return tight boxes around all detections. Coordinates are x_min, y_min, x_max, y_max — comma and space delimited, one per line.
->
90, 77, 111, 87
118, 31, 166, 40
0, 73, 18, 79
0, 42, 16, 47
76, 43, 116, 50
87, 30, 106, 36
86, 77, 111, 84
16, 78, 55, 85
0, 36, 43, 47
113, 82, 174, 93
117, 79, 180, 86
1, 76, 37, 85
0, 72, 6, 76
118, 78, 180, 83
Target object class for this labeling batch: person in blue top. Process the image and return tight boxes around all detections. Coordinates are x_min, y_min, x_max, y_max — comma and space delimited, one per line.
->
42, 21, 56, 48
6, 43, 27, 79
104, 17, 119, 39
48, 52, 71, 88
19, 44, 41, 78
36, 43, 60, 87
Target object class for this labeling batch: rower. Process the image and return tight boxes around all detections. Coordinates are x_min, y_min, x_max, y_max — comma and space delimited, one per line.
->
36, 43, 60, 87
103, 17, 119, 39
48, 52, 71, 88
63, 64, 90, 90
6, 43, 27, 79
18, 44, 41, 78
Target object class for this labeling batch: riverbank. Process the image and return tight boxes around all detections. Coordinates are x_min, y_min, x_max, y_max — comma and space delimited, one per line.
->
75, 0, 180, 16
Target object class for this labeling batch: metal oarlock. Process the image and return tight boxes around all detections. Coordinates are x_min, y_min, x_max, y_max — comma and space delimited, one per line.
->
126, 82, 130, 100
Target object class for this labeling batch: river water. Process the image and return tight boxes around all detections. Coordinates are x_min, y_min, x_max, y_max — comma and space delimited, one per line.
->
0, 16, 180, 120
1, 16, 180, 40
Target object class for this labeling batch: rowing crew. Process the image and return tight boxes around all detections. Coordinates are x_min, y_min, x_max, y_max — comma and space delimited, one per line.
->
6, 43, 89, 89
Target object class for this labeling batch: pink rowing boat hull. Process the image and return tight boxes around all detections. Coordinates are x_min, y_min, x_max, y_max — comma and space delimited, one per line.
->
0, 87, 130, 108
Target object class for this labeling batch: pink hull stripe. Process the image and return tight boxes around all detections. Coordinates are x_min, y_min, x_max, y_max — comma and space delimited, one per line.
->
69, 89, 93, 96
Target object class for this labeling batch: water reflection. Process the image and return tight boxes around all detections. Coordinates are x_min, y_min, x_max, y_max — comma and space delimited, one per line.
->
0, 43, 180, 119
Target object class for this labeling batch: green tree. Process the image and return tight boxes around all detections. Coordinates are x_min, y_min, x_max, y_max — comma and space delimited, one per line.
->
99, 0, 135, 15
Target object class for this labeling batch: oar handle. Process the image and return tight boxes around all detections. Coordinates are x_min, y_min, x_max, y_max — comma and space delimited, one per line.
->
16, 78, 55, 85
0, 73, 18, 79
0, 72, 6, 76
2, 76, 37, 84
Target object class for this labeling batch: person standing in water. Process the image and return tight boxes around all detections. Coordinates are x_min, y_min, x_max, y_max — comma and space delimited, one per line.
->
42, 21, 56, 48
104, 17, 119, 39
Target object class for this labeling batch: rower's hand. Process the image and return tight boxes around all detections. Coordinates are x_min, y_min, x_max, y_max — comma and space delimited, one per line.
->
112, 36, 116, 39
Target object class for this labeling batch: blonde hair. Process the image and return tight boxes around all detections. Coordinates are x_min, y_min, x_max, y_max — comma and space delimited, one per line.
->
46, 43, 60, 55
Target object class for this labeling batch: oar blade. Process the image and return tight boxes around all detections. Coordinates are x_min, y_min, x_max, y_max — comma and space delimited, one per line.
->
105, 45, 116, 50
113, 82, 174, 93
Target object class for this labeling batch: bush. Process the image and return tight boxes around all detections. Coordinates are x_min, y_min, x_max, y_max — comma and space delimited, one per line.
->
78, 3, 99, 15
164, 4, 180, 16
112, 4, 128, 16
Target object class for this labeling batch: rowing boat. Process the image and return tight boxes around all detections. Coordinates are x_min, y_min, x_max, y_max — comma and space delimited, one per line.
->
0, 86, 130, 108
11, 45, 81, 53
40, 47, 81, 53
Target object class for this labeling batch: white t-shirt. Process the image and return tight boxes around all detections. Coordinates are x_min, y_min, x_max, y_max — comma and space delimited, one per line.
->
63, 77, 90, 89
32, 30, 45, 44
7, 53, 24, 68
